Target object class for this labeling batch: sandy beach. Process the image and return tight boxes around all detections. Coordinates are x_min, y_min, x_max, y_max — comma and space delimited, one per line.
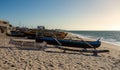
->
0, 33, 120, 70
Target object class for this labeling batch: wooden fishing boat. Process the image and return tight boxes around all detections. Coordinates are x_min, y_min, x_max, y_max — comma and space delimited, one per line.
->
7, 31, 25, 37
24, 29, 67, 39
36, 37, 109, 56
36, 37, 101, 48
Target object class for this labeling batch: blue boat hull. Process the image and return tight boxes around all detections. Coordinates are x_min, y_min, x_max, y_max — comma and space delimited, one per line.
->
36, 37, 101, 48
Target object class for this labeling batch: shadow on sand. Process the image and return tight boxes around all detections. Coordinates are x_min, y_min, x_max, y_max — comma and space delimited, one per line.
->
0, 46, 101, 57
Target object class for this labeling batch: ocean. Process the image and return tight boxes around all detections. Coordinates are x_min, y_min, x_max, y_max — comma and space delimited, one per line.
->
67, 31, 120, 46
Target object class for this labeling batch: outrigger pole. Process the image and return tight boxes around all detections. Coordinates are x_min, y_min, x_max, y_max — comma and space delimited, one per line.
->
36, 32, 109, 56
75, 37, 101, 49
52, 34, 109, 56
51, 32, 62, 46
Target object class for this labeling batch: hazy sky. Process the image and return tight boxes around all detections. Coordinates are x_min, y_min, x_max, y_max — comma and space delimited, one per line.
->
0, 0, 120, 30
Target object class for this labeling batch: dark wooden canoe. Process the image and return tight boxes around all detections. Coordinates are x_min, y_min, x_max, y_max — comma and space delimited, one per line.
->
8, 31, 25, 37
36, 37, 101, 48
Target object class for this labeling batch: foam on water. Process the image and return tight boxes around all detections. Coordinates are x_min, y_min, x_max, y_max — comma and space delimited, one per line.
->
68, 31, 120, 46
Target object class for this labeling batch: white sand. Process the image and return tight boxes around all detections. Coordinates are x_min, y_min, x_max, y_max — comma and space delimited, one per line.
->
0, 33, 120, 70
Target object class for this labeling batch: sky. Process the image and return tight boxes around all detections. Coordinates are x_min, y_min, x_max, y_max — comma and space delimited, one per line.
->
0, 0, 120, 30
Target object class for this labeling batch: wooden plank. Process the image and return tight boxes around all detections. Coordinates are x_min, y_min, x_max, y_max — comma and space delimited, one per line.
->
58, 47, 109, 53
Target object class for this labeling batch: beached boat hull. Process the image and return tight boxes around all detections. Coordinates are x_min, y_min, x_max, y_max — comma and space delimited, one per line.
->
36, 37, 101, 48
7, 31, 25, 37
24, 29, 67, 39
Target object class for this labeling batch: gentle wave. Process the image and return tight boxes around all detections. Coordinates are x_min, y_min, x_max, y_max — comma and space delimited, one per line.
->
68, 32, 120, 46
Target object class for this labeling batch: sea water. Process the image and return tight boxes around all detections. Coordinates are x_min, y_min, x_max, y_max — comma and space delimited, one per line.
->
68, 31, 120, 46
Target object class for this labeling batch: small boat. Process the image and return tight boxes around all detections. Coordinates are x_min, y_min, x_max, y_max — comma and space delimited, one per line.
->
7, 31, 25, 37
24, 29, 67, 39
36, 37, 101, 48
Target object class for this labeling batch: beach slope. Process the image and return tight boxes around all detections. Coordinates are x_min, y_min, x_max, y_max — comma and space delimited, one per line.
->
0, 34, 120, 70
